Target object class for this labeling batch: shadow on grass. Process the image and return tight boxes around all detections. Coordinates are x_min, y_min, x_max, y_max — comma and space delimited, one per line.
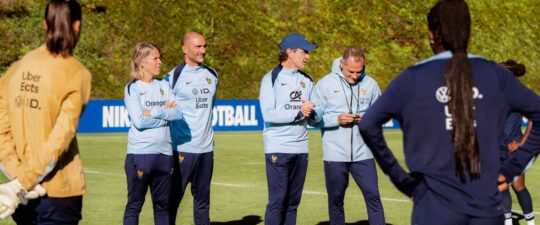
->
211, 215, 262, 225
317, 221, 393, 225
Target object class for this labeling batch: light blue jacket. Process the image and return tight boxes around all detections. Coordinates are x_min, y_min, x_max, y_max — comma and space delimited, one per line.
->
259, 66, 315, 154
312, 58, 381, 161
166, 64, 218, 153
124, 79, 183, 155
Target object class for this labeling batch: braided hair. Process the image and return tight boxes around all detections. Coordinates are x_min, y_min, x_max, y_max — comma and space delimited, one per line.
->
428, 0, 479, 180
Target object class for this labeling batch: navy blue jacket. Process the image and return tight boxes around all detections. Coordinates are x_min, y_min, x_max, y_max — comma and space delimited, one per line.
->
359, 51, 540, 217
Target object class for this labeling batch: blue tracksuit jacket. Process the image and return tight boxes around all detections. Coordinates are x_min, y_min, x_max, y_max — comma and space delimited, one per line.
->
124, 79, 183, 155
359, 51, 540, 217
312, 58, 381, 162
165, 63, 218, 154
259, 65, 315, 154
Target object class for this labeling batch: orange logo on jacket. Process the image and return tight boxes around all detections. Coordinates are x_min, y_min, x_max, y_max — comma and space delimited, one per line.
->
206, 77, 212, 84
361, 88, 367, 95
300, 81, 305, 89
160, 88, 164, 95
179, 154, 185, 164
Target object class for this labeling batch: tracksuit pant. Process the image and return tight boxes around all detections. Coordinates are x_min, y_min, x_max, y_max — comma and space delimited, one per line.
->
169, 151, 213, 225
264, 153, 308, 225
411, 181, 503, 225
124, 154, 173, 225
12, 196, 82, 225
324, 159, 385, 225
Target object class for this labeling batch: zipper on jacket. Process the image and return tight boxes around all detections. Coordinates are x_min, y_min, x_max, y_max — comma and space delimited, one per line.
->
348, 83, 354, 162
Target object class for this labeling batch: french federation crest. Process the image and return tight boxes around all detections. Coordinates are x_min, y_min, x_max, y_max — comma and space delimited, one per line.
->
160, 88, 164, 95
136, 169, 144, 179
300, 81, 305, 89
179, 154, 185, 164
361, 88, 367, 95
206, 77, 212, 84
271, 155, 278, 164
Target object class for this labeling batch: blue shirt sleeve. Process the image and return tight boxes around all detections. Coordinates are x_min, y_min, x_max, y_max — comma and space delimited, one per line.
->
359, 69, 420, 196
498, 67, 540, 181
259, 74, 304, 124
312, 79, 339, 128
151, 81, 183, 121
124, 83, 168, 129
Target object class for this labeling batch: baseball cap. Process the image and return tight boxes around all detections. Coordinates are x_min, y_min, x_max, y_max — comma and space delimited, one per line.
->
279, 33, 318, 51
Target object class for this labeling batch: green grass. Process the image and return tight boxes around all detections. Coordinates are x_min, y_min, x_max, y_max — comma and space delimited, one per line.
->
2, 130, 539, 225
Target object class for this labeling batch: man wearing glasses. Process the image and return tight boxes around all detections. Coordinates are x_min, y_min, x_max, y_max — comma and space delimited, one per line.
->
258, 33, 317, 225
312, 48, 386, 225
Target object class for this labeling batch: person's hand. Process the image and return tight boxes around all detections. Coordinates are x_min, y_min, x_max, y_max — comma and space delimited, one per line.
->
164, 100, 177, 109
338, 114, 356, 125
300, 100, 315, 117
497, 174, 509, 192
507, 141, 520, 153
25, 184, 46, 200
0, 179, 26, 219
143, 109, 152, 117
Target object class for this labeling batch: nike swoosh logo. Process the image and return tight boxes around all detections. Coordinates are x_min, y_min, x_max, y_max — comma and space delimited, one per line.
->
139, 92, 147, 95
333, 90, 340, 93
186, 81, 192, 84
281, 83, 287, 86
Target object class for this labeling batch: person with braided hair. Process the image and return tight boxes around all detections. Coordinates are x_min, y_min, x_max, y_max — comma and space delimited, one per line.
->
499, 60, 535, 225
359, 0, 540, 224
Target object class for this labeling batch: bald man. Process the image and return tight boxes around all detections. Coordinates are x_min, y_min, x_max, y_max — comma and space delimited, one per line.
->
166, 31, 218, 225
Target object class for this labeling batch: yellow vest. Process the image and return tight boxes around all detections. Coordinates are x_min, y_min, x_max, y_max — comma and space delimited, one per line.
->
0, 45, 91, 197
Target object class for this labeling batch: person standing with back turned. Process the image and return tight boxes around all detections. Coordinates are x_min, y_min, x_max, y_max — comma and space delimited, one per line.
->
167, 31, 218, 225
0, 0, 91, 224
359, 0, 540, 224
259, 33, 317, 225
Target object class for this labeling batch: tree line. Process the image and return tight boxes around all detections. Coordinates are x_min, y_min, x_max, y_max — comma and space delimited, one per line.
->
1, 0, 538, 99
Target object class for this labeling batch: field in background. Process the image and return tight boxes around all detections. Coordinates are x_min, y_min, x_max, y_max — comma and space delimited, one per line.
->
1, 130, 539, 225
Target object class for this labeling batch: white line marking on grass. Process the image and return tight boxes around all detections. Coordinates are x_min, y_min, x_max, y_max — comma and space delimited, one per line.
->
302, 190, 410, 203
303, 190, 326, 196
84, 168, 123, 177
81, 168, 428, 206
212, 182, 246, 187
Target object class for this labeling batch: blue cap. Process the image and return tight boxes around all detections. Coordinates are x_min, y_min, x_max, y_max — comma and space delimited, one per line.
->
279, 33, 318, 51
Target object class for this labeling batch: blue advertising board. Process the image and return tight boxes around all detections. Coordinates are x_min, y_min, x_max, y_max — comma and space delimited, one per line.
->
78, 99, 264, 133
83, 99, 532, 133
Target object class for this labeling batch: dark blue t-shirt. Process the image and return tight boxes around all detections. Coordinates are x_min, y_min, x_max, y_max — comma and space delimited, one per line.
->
359, 51, 540, 217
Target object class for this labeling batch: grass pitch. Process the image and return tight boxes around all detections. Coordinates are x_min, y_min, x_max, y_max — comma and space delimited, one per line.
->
2, 130, 539, 225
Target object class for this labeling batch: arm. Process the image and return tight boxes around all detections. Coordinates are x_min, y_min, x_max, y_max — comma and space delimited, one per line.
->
124, 83, 168, 129
259, 74, 303, 124
15, 69, 92, 189
370, 79, 382, 105
311, 81, 340, 128
519, 121, 533, 146
499, 68, 540, 182
359, 71, 419, 196
0, 67, 22, 181
151, 81, 183, 121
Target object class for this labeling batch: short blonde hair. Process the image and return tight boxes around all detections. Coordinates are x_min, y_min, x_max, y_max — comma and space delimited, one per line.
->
130, 42, 160, 80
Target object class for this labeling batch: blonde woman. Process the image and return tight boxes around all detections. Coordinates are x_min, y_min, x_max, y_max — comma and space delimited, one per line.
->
123, 42, 182, 225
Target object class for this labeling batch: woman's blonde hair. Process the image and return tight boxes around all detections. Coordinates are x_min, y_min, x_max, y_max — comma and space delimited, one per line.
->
130, 42, 160, 80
